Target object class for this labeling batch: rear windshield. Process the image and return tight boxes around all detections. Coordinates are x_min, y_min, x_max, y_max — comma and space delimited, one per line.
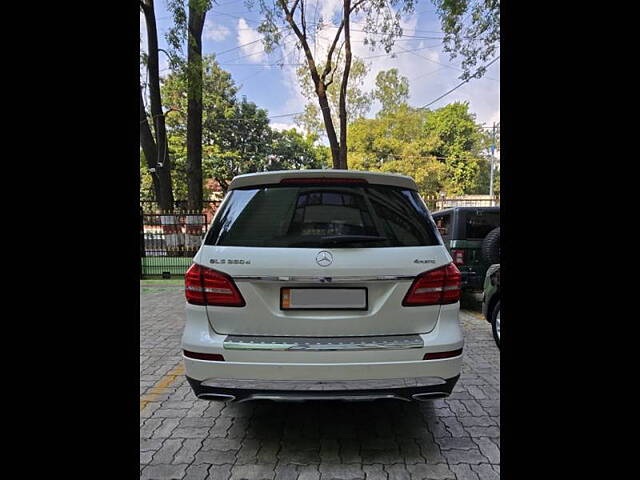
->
462, 211, 500, 239
205, 184, 440, 248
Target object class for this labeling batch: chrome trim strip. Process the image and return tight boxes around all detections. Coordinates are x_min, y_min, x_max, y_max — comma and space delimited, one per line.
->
232, 275, 415, 283
197, 393, 236, 401
236, 393, 410, 403
411, 392, 449, 401
223, 334, 424, 351
200, 376, 447, 391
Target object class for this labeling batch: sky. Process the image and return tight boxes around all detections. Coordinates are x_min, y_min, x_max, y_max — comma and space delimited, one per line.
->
140, 0, 499, 134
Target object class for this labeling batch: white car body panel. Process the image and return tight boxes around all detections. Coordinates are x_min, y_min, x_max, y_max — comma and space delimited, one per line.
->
183, 302, 462, 381
229, 169, 418, 190
196, 245, 452, 337
182, 170, 463, 401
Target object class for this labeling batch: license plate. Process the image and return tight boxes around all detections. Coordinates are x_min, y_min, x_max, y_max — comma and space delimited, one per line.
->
280, 288, 368, 310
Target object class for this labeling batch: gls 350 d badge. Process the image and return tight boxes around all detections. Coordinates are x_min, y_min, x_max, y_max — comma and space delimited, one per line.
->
210, 259, 251, 265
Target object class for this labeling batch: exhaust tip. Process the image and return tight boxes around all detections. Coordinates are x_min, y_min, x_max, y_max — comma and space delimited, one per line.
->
411, 392, 449, 401
197, 393, 236, 402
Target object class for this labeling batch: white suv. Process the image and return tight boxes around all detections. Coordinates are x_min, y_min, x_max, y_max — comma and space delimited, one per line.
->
182, 170, 463, 402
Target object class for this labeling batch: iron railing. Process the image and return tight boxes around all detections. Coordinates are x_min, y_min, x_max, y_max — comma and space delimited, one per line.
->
140, 200, 221, 278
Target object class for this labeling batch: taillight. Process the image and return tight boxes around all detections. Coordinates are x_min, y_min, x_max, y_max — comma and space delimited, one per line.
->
185, 263, 246, 307
451, 249, 465, 266
402, 263, 461, 306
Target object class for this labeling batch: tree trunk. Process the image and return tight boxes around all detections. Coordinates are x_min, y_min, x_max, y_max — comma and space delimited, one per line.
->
316, 85, 341, 168
140, 83, 162, 198
338, 0, 352, 170
282, 1, 342, 169
141, 0, 174, 211
186, 1, 206, 213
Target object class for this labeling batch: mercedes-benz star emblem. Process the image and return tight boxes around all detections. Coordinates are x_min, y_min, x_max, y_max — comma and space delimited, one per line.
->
315, 250, 333, 267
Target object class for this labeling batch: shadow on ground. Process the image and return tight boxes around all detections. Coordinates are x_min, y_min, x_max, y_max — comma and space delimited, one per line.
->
197, 398, 457, 465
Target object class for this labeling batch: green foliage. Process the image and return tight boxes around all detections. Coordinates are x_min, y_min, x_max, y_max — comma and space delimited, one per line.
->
432, 0, 500, 80
294, 104, 325, 138
165, 0, 213, 70
294, 58, 372, 137
469, 157, 499, 195
373, 68, 410, 114
267, 129, 329, 171
348, 102, 492, 197
140, 55, 327, 198
251, 1, 418, 165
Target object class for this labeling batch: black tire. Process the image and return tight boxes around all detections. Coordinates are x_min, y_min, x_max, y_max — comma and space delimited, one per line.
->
481, 227, 500, 264
491, 300, 500, 350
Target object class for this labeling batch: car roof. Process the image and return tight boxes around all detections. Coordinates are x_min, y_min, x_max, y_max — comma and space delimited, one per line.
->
432, 206, 500, 216
228, 169, 418, 190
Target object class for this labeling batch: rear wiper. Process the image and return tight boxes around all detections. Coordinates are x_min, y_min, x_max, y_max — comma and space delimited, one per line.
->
320, 235, 388, 246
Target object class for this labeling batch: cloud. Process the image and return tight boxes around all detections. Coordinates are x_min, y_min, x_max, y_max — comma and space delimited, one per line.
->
204, 20, 230, 41
270, 122, 297, 132
236, 18, 266, 63
319, 0, 343, 24
262, 5, 498, 130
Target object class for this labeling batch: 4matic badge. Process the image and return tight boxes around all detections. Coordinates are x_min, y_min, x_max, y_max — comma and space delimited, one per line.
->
414, 259, 436, 264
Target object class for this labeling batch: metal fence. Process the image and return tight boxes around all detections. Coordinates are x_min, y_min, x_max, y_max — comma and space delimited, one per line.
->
140, 200, 221, 278
139, 195, 498, 278
424, 196, 500, 211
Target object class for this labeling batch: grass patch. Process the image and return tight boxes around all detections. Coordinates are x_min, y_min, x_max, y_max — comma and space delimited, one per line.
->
141, 256, 192, 277
140, 279, 184, 286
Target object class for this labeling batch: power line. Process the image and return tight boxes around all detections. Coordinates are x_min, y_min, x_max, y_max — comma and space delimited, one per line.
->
218, 43, 444, 67
395, 45, 499, 83
420, 56, 500, 109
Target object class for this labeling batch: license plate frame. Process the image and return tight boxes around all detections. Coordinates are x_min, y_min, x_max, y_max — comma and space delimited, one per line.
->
280, 287, 368, 311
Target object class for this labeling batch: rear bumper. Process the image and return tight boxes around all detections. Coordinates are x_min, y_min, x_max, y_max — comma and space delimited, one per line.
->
182, 302, 463, 402
186, 374, 460, 403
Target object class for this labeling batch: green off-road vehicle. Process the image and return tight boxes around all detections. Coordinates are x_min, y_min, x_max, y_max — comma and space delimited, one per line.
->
431, 206, 500, 291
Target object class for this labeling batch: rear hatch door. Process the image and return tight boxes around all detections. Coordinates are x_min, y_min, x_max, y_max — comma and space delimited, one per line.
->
199, 179, 451, 337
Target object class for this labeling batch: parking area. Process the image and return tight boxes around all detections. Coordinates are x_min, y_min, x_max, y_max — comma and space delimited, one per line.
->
140, 286, 500, 480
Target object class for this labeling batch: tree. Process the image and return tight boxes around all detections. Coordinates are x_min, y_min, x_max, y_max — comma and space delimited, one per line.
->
140, 0, 175, 210
163, 56, 239, 144
253, 0, 417, 169
165, 0, 213, 211
268, 129, 329, 171
294, 104, 324, 138
209, 100, 325, 191
295, 58, 372, 139
373, 68, 409, 114
157, 57, 327, 195
432, 0, 500, 80
348, 102, 491, 198
424, 102, 490, 195
162, 55, 239, 198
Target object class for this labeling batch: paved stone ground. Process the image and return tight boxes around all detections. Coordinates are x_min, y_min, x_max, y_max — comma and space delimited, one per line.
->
141, 287, 500, 480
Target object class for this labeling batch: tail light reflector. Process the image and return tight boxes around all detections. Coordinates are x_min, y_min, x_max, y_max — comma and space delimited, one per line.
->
185, 263, 246, 307
183, 350, 225, 361
402, 263, 461, 306
451, 249, 465, 266
423, 348, 463, 360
